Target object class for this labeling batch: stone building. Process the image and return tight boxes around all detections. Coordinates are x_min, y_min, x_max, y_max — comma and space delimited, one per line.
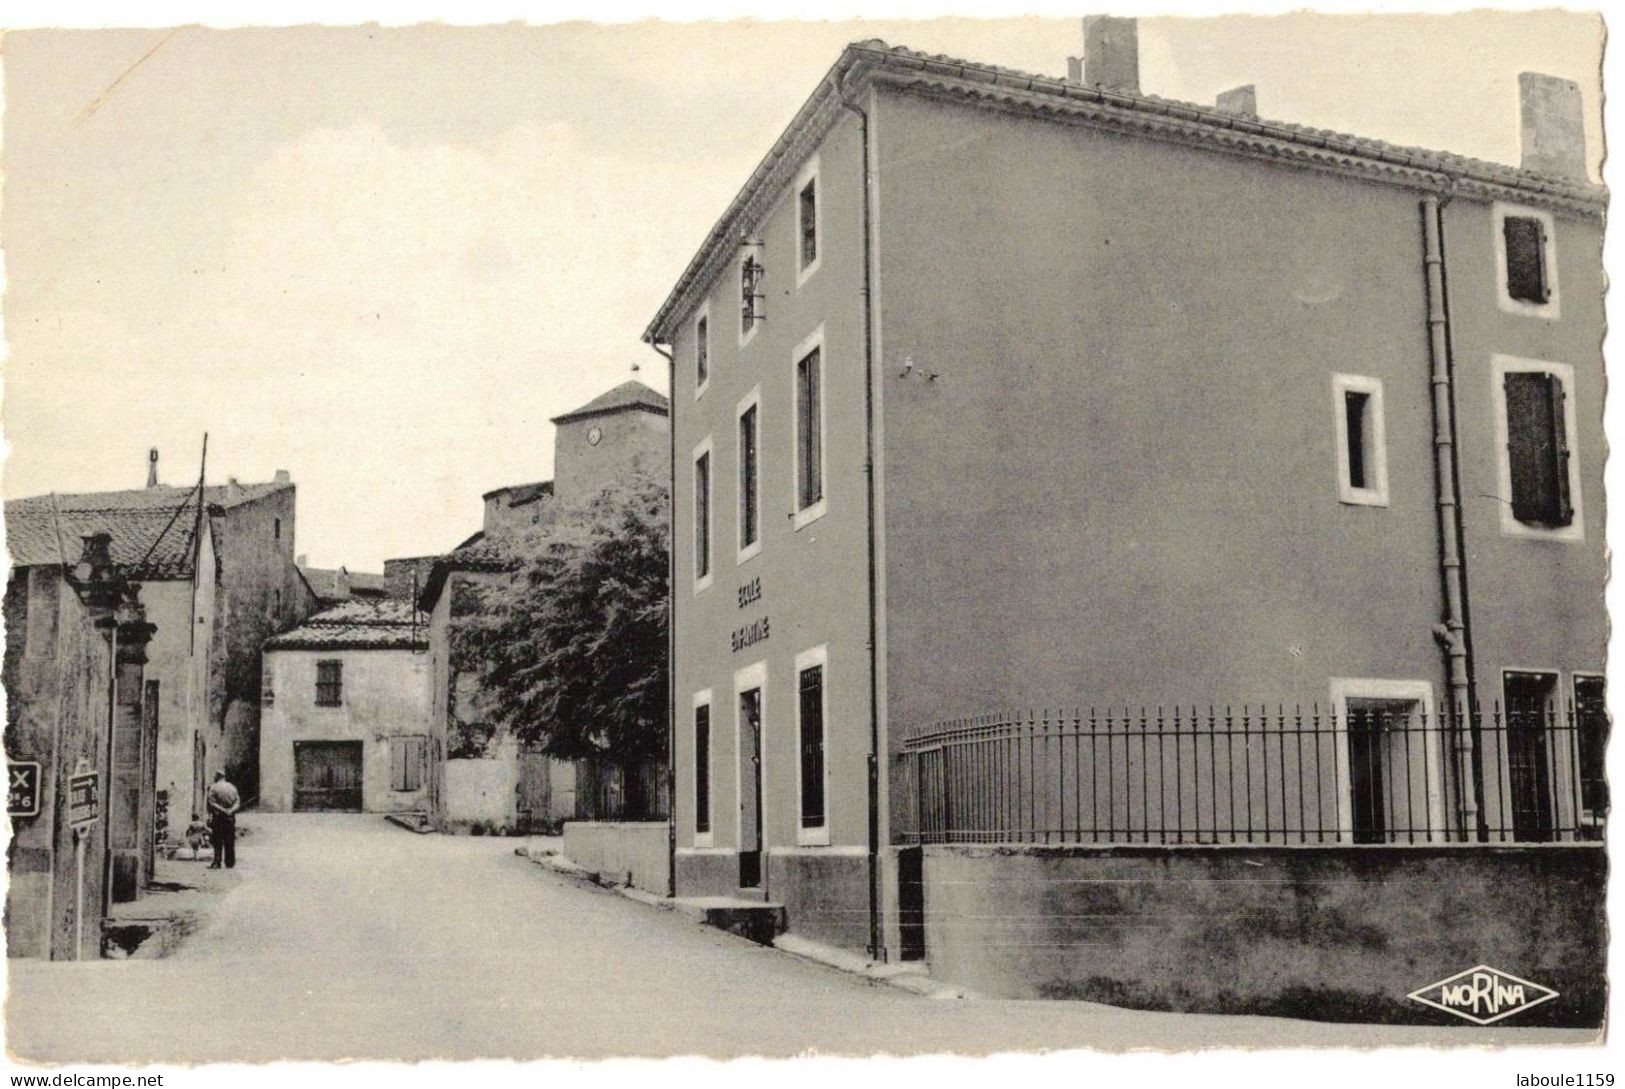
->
642, 21, 1605, 1021
419, 380, 669, 832
258, 600, 431, 814
5, 528, 154, 959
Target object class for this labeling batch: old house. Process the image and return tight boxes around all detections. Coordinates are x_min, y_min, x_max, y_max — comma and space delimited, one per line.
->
258, 600, 431, 814
643, 22, 1605, 1022
5, 527, 155, 959
419, 380, 670, 832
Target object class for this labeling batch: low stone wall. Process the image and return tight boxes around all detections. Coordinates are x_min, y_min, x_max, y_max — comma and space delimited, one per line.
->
444, 757, 517, 832
921, 844, 1605, 1027
563, 821, 670, 895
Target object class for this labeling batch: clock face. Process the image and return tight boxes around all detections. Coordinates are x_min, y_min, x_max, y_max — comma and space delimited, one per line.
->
587, 426, 603, 446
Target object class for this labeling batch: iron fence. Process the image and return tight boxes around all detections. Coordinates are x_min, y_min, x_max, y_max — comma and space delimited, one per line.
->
575, 756, 670, 822
900, 703, 1605, 846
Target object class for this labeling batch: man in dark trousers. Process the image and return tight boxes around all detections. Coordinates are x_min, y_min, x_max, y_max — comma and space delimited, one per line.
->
206, 771, 241, 869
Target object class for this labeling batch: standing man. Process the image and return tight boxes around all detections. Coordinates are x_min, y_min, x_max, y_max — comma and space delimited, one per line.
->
206, 770, 241, 869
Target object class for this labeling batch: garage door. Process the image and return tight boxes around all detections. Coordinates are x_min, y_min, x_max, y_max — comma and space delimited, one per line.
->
294, 741, 364, 811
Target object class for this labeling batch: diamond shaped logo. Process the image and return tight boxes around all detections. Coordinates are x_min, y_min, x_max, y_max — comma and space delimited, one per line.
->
1408, 965, 1559, 1025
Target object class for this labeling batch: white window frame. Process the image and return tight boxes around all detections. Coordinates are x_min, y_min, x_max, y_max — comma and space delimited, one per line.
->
1329, 678, 1445, 844
1491, 354, 1583, 543
1571, 671, 1607, 832
736, 385, 763, 565
693, 302, 711, 401
692, 688, 715, 847
1492, 202, 1560, 320
1332, 373, 1389, 507
791, 324, 829, 530
691, 436, 714, 595
733, 660, 768, 855
795, 154, 822, 288
738, 250, 762, 349
793, 644, 831, 846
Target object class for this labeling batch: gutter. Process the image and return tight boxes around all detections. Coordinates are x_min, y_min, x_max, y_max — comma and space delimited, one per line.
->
648, 343, 680, 900
832, 70, 886, 965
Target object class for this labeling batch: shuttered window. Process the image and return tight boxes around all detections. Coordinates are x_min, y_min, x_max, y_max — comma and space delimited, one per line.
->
1504, 370, 1572, 527
315, 660, 343, 707
1503, 215, 1551, 305
739, 403, 759, 549
694, 704, 712, 835
391, 735, 425, 792
694, 449, 711, 581
796, 346, 823, 511
1575, 676, 1607, 835
798, 665, 826, 829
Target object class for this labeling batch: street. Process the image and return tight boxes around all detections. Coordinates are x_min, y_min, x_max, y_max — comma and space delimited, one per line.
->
4, 814, 1598, 1061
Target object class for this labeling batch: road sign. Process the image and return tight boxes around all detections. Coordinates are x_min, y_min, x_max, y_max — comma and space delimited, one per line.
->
68, 771, 99, 828
8, 763, 41, 818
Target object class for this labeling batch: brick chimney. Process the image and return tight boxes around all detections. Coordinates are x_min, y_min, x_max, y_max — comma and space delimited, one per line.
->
1519, 72, 1586, 180
1081, 15, 1139, 94
274, 469, 290, 484
147, 448, 159, 488
1216, 84, 1257, 118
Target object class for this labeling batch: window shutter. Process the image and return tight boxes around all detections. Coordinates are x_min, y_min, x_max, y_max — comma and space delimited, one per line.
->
1503, 216, 1550, 304
391, 739, 404, 791
1505, 371, 1570, 526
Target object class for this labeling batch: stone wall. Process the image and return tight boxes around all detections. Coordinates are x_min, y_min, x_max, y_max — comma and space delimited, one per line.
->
920, 844, 1606, 1027
563, 821, 670, 895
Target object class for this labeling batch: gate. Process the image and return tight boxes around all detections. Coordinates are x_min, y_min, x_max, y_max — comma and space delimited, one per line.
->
294, 741, 364, 811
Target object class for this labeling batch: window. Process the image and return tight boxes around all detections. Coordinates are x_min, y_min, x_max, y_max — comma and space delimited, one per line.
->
694, 699, 712, 838
315, 660, 343, 707
694, 308, 710, 397
693, 438, 713, 591
391, 735, 426, 792
1574, 675, 1607, 838
1493, 204, 1559, 317
1503, 672, 1558, 843
794, 328, 826, 527
261, 660, 274, 707
1495, 358, 1580, 539
796, 646, 828, 842
740, 251, 764, 342
796, 156, 821, 285
274, 517, 281, 540
737, 389, 761, 562
1332, 374, 1388, 506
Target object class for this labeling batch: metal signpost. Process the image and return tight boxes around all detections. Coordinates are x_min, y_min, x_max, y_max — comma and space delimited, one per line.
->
68, 765, 99, 960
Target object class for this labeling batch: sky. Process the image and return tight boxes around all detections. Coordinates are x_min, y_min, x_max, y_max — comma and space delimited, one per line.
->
0, 11, 1605, 569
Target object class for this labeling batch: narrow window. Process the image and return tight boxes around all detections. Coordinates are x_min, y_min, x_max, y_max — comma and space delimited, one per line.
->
1575, 676, 1607, 838
1344, 390, 1371, 490
738, 402, 759, 552
274, 517, 281, 540
695, 314, 709, 391
1503, 672, 1558, 842
694, 448, 712, 583
796, 346, 824, 514
1503, 215, 1550, 305
798, 664, 826, 829
391, 735, 425, 791
694, 703, 712, 835
315, 660, 343, 707
799, 177, 818, 270
1333, 374, 1387, 506
1504, 370, 1573, 527
740, 254, 763, 337
261, 661, 274, 707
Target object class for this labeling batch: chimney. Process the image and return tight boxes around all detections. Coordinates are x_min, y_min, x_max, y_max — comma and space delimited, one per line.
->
1216, 84, 1257, 118
296, 553, 308, 567
80, 532, 113, 569
1519, 72, 1586, 180
1081, 15, 1139, 94
274, 469, 290, 484
147, 448, 160, 488
226, 476, 242, 503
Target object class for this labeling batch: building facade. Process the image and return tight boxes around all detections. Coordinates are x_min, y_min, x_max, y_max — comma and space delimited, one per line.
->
259, 600, 431, 814
645, 25, 1606, 967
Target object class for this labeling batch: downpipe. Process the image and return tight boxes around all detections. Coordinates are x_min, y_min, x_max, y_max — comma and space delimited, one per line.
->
1420, 190, 1485, 842
650, 341, 679, 900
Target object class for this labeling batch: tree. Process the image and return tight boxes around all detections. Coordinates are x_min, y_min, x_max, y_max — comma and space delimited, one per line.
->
458, 475, 669, 762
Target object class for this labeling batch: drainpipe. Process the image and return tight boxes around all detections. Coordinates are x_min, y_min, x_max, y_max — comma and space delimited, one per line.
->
650, 341, 679, 900
1420, 190, 1485, 842
832, 69, 885, 964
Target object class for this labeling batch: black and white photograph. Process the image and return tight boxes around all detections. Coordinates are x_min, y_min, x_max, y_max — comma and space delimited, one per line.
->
0, 1, 1616, 1080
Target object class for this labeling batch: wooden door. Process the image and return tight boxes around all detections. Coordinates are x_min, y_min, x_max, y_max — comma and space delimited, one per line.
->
294, 741, 364, 812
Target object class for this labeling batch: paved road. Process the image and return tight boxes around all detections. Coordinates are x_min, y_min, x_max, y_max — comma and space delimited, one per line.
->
4, 814, 1597, 1061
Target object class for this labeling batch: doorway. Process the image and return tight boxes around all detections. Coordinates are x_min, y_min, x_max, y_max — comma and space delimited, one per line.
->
1503, 672, 1557, 842
293, 741, 364, 811
737, 686, 764, 889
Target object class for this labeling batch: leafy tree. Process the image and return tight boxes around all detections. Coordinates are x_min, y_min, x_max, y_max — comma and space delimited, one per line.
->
458, 475, 669, 762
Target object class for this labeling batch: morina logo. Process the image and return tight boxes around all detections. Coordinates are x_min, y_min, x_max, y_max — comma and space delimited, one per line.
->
1408, 965, 1559, 1024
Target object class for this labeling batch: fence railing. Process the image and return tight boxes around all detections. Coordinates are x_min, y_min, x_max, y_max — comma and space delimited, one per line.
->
575, 756, 670, 822
899, 703, 1605, 846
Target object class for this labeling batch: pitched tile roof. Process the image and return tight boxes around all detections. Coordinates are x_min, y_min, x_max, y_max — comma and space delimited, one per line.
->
550, 381, 670, 424
5, 493, 205, 579
480, 480, 554, 506
298, 565, 388, 604
645, 39, 1607, 343
265, 599, 428, 651
416, 534, 517, 613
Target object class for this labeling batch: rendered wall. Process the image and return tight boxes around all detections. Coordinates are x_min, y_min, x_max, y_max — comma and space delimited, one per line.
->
920, 844, 1605, 1026
563, 821, 669, 894
444, 751, 518, 829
